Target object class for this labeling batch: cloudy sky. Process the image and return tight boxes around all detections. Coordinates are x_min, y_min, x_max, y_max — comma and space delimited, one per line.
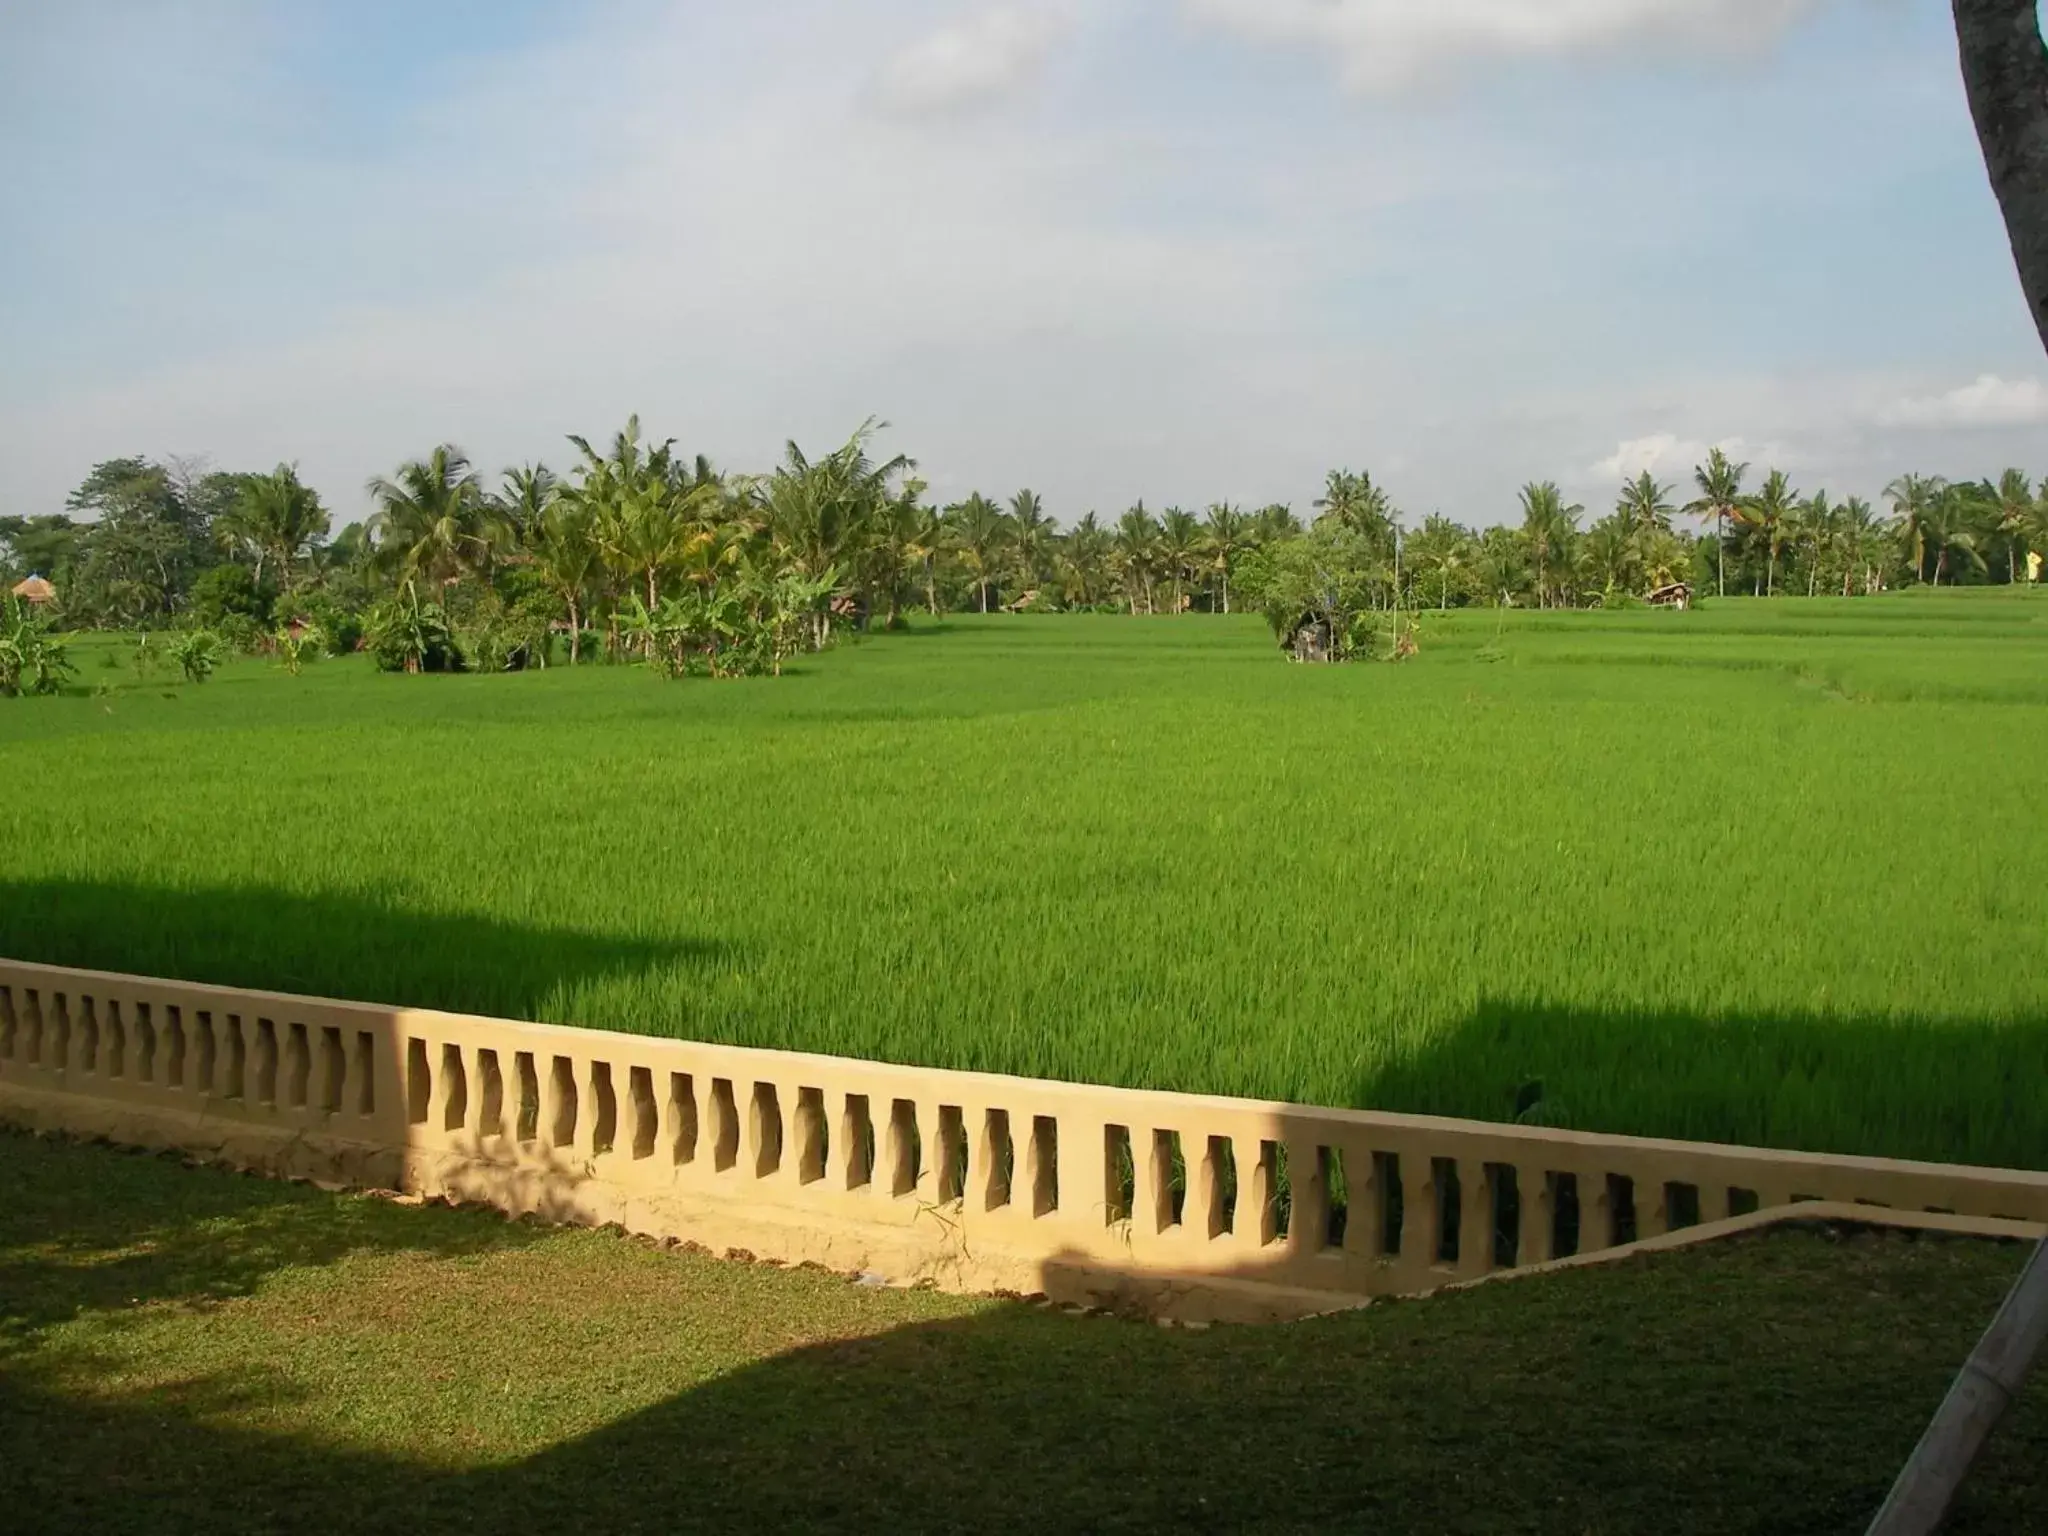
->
3, 0, 2044, 528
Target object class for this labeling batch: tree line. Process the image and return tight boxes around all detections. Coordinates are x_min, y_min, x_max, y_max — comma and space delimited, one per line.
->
3, 424, 2043, 683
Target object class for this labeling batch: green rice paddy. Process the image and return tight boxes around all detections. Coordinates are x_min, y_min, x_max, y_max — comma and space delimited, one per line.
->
3, 590, 2045, 1167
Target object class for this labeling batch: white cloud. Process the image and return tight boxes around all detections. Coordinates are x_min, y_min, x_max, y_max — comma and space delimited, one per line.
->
1588, 432, 1769, 486
871, 5, 1071, 116
1185, 0, 1831, 91
1877, 374, 2048, 429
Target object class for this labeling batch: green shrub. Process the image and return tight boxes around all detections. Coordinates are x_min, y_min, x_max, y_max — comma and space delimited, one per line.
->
0, 596, 73, 696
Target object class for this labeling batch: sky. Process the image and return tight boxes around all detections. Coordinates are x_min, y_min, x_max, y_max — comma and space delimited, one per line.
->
2, 0, 2045, 530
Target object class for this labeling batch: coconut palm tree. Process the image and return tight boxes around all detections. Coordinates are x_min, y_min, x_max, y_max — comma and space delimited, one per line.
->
526, 500, 602, 663
224, 464, 330, 592
763, 421, 915, 643
1737, 470, 1800, 597
1156, 506, 1203, 612
498, 463, 557, 543
366, 446, 496, 595
1885, 473, 1947, 585
1314, 470, 1395, 546
1517, 481, 1582, 609
1617, 471, 1677, 545
1252, 503, 1302, 544
1834, 496, 1882, 595
903, 501, 949, 615
1113, 504, 1160, 614
1796, 491, 1836, 597
1983, 467, 2035, 585
1057, 511, 1113, 608
947, 493, 1011, 613
1925, 482, 1990, 587
1686, 447, 1748, 600
1201, 503, 1253, 614
1409, 513, 1472, 612
1008, 489, 1054, 592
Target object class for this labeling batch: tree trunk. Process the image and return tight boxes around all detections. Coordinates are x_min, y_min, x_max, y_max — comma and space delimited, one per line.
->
1222, 574, 1230, 614
568, 596, 581, 664
1716, 515, 1725, 598
925, 557, 937, 615
1954, 1, 2048, 358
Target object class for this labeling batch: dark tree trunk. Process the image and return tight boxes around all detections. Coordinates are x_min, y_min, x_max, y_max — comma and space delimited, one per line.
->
1955, 2, 2048, 355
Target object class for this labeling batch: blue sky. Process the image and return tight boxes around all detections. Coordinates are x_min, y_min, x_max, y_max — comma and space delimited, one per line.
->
3, 0, 2044, 528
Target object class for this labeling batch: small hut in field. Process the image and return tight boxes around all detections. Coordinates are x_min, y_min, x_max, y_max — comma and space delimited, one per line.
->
1647, 582, 1692, 611
9, 575, 54, 607
1282, 611, 1335, 664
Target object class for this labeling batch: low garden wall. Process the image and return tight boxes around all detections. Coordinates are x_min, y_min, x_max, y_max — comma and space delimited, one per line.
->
4, 958, 2044, 1322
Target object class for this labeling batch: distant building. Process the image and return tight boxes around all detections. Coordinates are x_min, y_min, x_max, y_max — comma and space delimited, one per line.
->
1646, 582, 1692, 611
9, 575, 55, 606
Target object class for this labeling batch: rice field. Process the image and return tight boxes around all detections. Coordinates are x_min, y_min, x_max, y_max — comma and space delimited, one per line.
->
3, 589, 2046, 1168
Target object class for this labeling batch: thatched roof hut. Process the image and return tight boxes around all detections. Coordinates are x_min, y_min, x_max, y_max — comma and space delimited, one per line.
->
1646, 582, 1692, 611
9, 575, 54, 606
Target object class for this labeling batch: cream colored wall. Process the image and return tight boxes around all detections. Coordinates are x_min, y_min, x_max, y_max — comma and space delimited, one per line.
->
4, 958, 2044, 1322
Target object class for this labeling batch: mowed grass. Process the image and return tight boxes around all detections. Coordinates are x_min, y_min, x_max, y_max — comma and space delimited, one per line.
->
3, 589, 2046, 1166
2, 1128, 2043, 1534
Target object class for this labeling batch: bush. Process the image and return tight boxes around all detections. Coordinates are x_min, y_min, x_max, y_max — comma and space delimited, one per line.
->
170, 628, 221, 684
365, 586, 464, 674
0, 596, 74, 696
188, 564, 273, 628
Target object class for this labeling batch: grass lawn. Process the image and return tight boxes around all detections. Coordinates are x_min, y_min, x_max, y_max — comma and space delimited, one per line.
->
2, 590, 2046, 1166
0, 1128, 2043, 1534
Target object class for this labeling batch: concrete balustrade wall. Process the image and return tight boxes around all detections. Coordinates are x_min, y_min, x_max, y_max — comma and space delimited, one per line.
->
4, 958, 2046, 1321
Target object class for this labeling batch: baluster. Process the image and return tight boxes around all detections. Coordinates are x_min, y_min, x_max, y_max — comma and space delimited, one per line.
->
914, 1099, 945, 1203
1458, 1160, 1493, 1275
1517, 1167, 1552, 1268
1285, 1136, 1327, 1258
1402, 1154, 1440, 1270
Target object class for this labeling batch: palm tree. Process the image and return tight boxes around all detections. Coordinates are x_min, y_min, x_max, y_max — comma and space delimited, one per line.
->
947, 493, 1011, 613
1925, 482, 1989, 587
1579, 514, 1638, 599
1252, 504, 1302, 544
526, 500, 602, 662
1410, 513, 1471, 612
1156, 507, 1203, 612
225, 464, 329, 591
1617, 471, 1677, 544
903, 501, 949, 615
1201, 503, 1253, 614
1796, 491, 1836, 597
366, 446, 496, 595
1835, 496, 1882, 595
1737, 471, 1800, 597
1885, 473, 1947, 585
1008, 490, 1054, 592
1313, 470, 1393, 539
1517, 481, 1582, 609
763, 421, 915, 643
1112, 504, 1160, 614
498, 463, 557, 543
1057, 512, 1113, 608
1984, 468, 2034, 585
1686, 447, 1748, 600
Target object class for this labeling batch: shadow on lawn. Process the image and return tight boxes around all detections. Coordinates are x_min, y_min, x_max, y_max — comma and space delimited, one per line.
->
1358, 997, 2048, 1172
0, 1129, 544, 1337
0, 876, 726, 1023
0, 1133, 2043, 1534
